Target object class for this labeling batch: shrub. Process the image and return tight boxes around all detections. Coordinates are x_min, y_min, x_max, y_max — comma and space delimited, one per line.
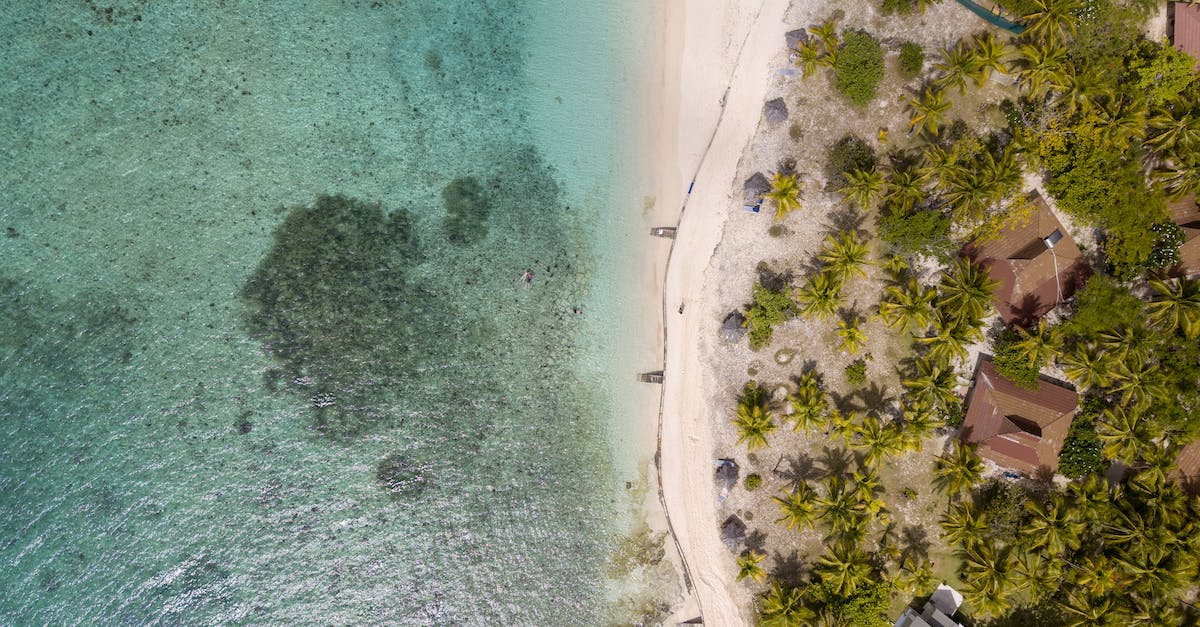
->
898, 42, 924, 79
877, 205, 952, 259
1058, 405, 1104, 478
826, 135, 878, 189
882, 0, 914, 14
942, 401, 965, 427
992, 328, 1040, 390
977, 479, 1031, 545
744, 473, 763, 491
833, 31, 885, 107
744, 282, 797, 350
902, 487, 918, 499
1146, 220, 1185, 269
845, 359, 868, 385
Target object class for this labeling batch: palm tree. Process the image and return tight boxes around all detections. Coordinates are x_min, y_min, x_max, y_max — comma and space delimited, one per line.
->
1094, 94, 1148, 146
733, 383, 777, 451
765, 172, 802, 221
982, 147, 1022, 198
736, 551, 767, 582
933, 440, 984, 498
1096, 405, 1162, 464
852, 414, 904, 468
1159, 162, 1200, 199
885, 167, 928, 211
1108, 359, 1169, 410
902, 400, 940, 441
840, 167, 886, 209
906, 86, 952, 136
902, 356, 959, 409
970, 32, 1008, 85
793, 38, 824, 79
879, 277, 936, 334
774, 482, 819, 530
1058, 589, 1116, 627
1096, 324, 1150, 364
758, 582, 814, 627
1145, 100, 1200, 156
1060, 342, 1112, 391
797, 271, 844, 319
940, 167, 994, 221
836, 317, 868, 354
1011, 40, 1069, 98
937, 258, 997, 324
939, 500, 988, 546
894, 557, 938, 596
934, 43, 979, 94
819, 231, 871, 282
916, 312, 979, 365
1146, 277, 1200, 339
960, 541, 1018, 618
815, 540, 873, 596
1011, 320, 1061, 370
809, 20, 840, 63
1012, 551, 1061, 603
1024, 494, 1084, 556
1021, 0, 1082, 45
818, 476, 868, 535
788, 371, 828, 432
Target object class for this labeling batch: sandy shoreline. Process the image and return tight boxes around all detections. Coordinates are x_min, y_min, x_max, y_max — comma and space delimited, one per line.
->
650, 0, 791, 624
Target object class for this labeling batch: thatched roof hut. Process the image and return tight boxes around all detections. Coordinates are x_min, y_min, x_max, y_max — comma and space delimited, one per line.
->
714, 458, 739, 491
744, 172, 770, 204
763, 97, 788, 125
719, 312, 748, 343
785, 28, 809, 50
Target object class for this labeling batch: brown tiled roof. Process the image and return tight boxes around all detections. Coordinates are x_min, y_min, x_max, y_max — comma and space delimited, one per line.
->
1172, 440, 1200, 496
1169, 195, 1200, 276
966, 194, 1091, 325
1174, 2, 1200, 70
961, 357, 1078, 475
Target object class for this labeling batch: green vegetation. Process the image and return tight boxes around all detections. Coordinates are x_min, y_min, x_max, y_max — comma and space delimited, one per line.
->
833, 31, 885, 107
826, 134, 878, 189
765, 171, 803, 221
744, 473, 764, 491
992, 328, 1041, 390
744, 281, 797, 350
877, 205, 952, 259
733, 381, 776, 451
844, 359, 867, 386
898, 42, 925, 79
1056, 398, 1103, 478
737, 551, 767, 582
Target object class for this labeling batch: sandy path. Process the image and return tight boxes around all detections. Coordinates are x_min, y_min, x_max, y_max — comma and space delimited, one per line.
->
653, 0, 791, 624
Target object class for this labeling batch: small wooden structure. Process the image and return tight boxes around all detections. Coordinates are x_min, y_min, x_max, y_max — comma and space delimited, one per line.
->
650, 226, 677, 239
637, 371, 664, 384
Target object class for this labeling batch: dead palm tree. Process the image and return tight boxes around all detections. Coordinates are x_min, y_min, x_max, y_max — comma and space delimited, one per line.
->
797, 271, 844, 319
906, 86, 952, 137
840, 167, 886, 209
819, 230, 871, 282
933, 440, 983, 499
765, 172, 802, 221
1146, 276, 1200, 339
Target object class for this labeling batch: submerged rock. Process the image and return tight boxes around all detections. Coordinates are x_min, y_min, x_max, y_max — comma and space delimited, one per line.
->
375, 453, 429, 498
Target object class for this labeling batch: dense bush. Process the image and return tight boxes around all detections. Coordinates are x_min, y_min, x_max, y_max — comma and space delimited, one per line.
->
1147, 221, 1185, 269
833, 31, 885, 107
744, 473, 763, 491
881, 0, 915, 14
845, 359, 867, 385
1057, 398, 1104, 478
898, 42, 924, 79
991, 328, 1040, 390
825, 135, 878, 189
744, 282, 797, 350
877, 205, 952, 259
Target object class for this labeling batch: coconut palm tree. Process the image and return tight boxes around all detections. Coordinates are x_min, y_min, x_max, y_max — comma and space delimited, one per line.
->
920, 144, 958, 188
902, 356, 960, 409
937, 258, 997, 324
894, 557, 938, 596
793, 38, 824, 79
819, 231, 871, 282
1158, 162, 1200, 199
916, 312, 979, 365
1059, 342, 1112, 391
736, 551, 767, 582
934, 43, 979, 94
836, 317, 868, 354
1096, 324, 1150, 364
852, 414, 905, 468
970, 32, 1008, 85
1146, 277, 1200, 339
818, 475, 868, 535
885, 167, 928, 211
758, 582, 814, 627
1108, 359, 1169, 410
788, 371, 828, 432
765, 172, 802, 221
1021, 0, 1082, 45
1011, 319, 1061, 370
879, 277, 936, 334
840, 167, 886, 209
933, 440, 984, 499
1012, 551, 1061, 603
1011, 40, 1069, 98
797, 271, 844, 319
733, 383, 777, 451
902, 400, 940, 441
828, 408, 861, 446
1096, 405, 1162, 464
815, 540, 873, 596
774, 481, 819, 531
1058, 589, 1116, 627
906, 86, 952, 136
1145, 100, 1200, 156
1094, 93, 1148, 146
810, 20, 840, 61
939, 500, 988, 546
940, 167, 994, 221
1024, 494, 1084, 556
960, 541, 1018, 618
982, 147, 1022, 198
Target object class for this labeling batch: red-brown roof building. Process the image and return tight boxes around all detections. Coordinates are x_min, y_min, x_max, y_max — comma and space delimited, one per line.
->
1168, 195, 1200, 277
965, 194, 1091, 326
1172, 440, 1200, 496
1172, 2, 1200, 70
961, 356, 1079, 475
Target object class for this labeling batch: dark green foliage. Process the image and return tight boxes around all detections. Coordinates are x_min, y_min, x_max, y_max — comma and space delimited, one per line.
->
881, 0, 914, 15
826, 135, 878, 189
809, 579, 891, 627
898, 42, 925, 79
1147, 221, 1185, 269
744, 473, 763, 491
833, 31, 885, 107
375, 453, 428, 498
975, 478, 1030, 544
744, 281, 797, 350
242, 194, 424, 435
942, 400, 965, 428
992, 328, 1040, 390
877, 205, 952, 259
845, 359, 867, 386
1057, 399, 1103, 478
994, 0, 1041, 15
1058, 275, 1144, 339
442, 176, 490, 244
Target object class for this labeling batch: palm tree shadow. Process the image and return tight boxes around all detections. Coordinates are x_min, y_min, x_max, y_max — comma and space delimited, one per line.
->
818, 445, 855, 477
745, 528, 769, 555
756, 264, 795, 293
824, 205, 868, 236
775, 452, 823, 489
769, 550, 808, 588
899, 525, 931, 565
829, 390, 863, 415
855, 381, 895, 415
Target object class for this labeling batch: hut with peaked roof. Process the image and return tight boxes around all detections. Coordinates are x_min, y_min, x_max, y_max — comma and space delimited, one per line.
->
960, 356, 1079, 476
1171, 2, 1200, 70
964, 194, 1091, 326
1168, 195, 1200, 277
744, 172, 770, 206
720, 515, 747, 551
763, 98, 788, 125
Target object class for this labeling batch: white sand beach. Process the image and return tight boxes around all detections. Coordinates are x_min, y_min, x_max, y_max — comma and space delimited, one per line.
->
651, 0, 791, 624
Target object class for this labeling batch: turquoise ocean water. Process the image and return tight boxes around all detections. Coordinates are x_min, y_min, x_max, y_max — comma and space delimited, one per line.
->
0, 1, 667, 624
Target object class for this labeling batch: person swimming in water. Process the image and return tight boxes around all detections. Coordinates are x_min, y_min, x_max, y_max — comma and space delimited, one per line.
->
521, 269, 533, 287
